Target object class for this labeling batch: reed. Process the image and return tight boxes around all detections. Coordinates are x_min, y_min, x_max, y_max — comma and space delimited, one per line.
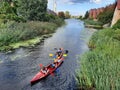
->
76, 28, 120, 90
0, 21, 57, 46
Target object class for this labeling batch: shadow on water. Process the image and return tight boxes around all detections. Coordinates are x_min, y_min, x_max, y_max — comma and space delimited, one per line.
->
0, 19, 95, 90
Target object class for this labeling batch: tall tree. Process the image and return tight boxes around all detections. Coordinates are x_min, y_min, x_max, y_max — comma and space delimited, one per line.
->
58, 11, 65, 19
84, 11, 89, 19
65, 11, 71, 19
0, 0, 18, 20
17, 0, 48, 21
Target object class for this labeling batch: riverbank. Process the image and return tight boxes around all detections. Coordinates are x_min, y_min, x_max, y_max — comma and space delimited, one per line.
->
84, 19, 103, 29
0, 20, 65, 52
85, 24, 103, 29
76, 28, 120, 90
0, 34, 53, 52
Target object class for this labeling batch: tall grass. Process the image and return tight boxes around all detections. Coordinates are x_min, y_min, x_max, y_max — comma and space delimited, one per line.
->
76, 28, 120, 90
0, 21, 64, 47
84, 19, 103, 26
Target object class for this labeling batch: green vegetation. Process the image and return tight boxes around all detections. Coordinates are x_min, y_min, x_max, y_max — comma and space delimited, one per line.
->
76, 28, 120, 90
98, 10, 114, 24
84, 11, 89, 19
0, 21, 64, 51
58, 11, 65, 19
0, 1, 25, 22
84, 19, 103, 29
17, 0, 48, 21
84, 19, 103, 26
98, 5, 115, 24
112, 19, 120, 29
58, 11, 71, 19
0, 0, 65, 51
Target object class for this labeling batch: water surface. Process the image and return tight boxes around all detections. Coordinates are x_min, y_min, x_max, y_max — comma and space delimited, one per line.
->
0, 19, 95, 90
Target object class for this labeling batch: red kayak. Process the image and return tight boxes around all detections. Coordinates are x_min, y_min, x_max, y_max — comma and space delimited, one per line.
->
30, 57, 64, 84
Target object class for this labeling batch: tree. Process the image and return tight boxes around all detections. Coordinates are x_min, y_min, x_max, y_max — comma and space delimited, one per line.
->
17, 0, 48, 21
0, 1, 20, 22
58, 11, 65, 19
84, 11, 89, 19
78, 16, 83, 20
65, 11, 71, 19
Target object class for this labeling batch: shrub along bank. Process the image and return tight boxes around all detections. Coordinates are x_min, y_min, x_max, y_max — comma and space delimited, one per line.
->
84, 19, 103, 29
76, 28, 120, 90
0, 0, 65, 51
0, 19, 64, 51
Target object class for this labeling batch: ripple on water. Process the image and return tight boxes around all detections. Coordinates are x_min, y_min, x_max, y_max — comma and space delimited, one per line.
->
0, 60, 3, 64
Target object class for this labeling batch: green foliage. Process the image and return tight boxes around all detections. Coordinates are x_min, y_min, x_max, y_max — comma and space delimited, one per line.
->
58, 12, 65, 19
0, 17, 64, 48
17, 0, 48, 21
84, 19, 103, 26
84, 11, 89, 19
78, 16, 83, 20
98, 8, 114, 24
44, 14, 64, 26
112, 19, 120, 29
0, 1, 25, 22
0, 21, 57, 47
65, 11, 71, 19
77, 28, 120, 90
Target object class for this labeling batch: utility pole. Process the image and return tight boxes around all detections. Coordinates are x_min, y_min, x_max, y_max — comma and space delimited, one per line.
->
53, 0, 57, 12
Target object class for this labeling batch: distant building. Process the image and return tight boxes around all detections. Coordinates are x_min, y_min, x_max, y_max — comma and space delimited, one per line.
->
88, 4, 116, 21
47, 9, 57, 16
89, 8, 104, 20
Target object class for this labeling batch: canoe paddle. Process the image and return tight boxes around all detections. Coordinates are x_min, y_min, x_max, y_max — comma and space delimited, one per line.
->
49, 49, 69, 57
49, 53, 68, 57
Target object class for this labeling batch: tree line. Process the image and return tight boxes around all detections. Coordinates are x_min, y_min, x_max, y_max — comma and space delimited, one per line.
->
0, 0, 71, 23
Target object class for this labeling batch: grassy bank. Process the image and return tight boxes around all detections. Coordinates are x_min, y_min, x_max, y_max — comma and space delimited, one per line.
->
0, 20, 64, 51
84, 19, 103, 29
76, 28, 120, 90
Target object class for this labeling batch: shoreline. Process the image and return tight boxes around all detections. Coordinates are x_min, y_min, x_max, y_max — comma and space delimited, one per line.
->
85, 24, 103, 29
0, 34, 53, 52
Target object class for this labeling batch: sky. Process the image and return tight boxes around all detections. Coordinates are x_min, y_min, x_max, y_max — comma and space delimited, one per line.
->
48, 0, 115, 16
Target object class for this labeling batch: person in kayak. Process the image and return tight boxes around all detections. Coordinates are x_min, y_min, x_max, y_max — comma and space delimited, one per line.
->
50, 62, 56, 68
57, 48, 63, 57
41, 67, 49, 74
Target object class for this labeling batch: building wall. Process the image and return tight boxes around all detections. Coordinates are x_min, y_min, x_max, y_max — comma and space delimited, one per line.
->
111, 0, 120, 26
89, 8, 104, 20
117, 0, 120, 9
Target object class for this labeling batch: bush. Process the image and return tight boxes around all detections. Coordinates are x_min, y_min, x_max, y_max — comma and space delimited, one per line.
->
84, 19, 103, 26
77, 28, 120, 90
97, 4, 115, 25
0, 21, 58, 47
112, 19, 120, 29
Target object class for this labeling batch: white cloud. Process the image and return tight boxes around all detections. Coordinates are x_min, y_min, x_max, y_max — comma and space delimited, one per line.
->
49, 0, 114, 5
90, 0, 102, 4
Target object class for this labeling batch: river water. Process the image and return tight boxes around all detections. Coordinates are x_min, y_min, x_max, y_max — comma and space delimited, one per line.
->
0, 19, 95, 90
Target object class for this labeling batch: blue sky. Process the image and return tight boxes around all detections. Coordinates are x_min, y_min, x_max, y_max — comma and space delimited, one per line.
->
48, 0, 115, 16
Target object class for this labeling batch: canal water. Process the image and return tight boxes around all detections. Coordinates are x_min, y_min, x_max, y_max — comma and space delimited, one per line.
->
0, 19, 95, 90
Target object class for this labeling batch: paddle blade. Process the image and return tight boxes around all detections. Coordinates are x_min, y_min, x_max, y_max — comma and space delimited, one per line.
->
63, 54, 67, 57
49, 54, 53, 57
39, 64, 43, 68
